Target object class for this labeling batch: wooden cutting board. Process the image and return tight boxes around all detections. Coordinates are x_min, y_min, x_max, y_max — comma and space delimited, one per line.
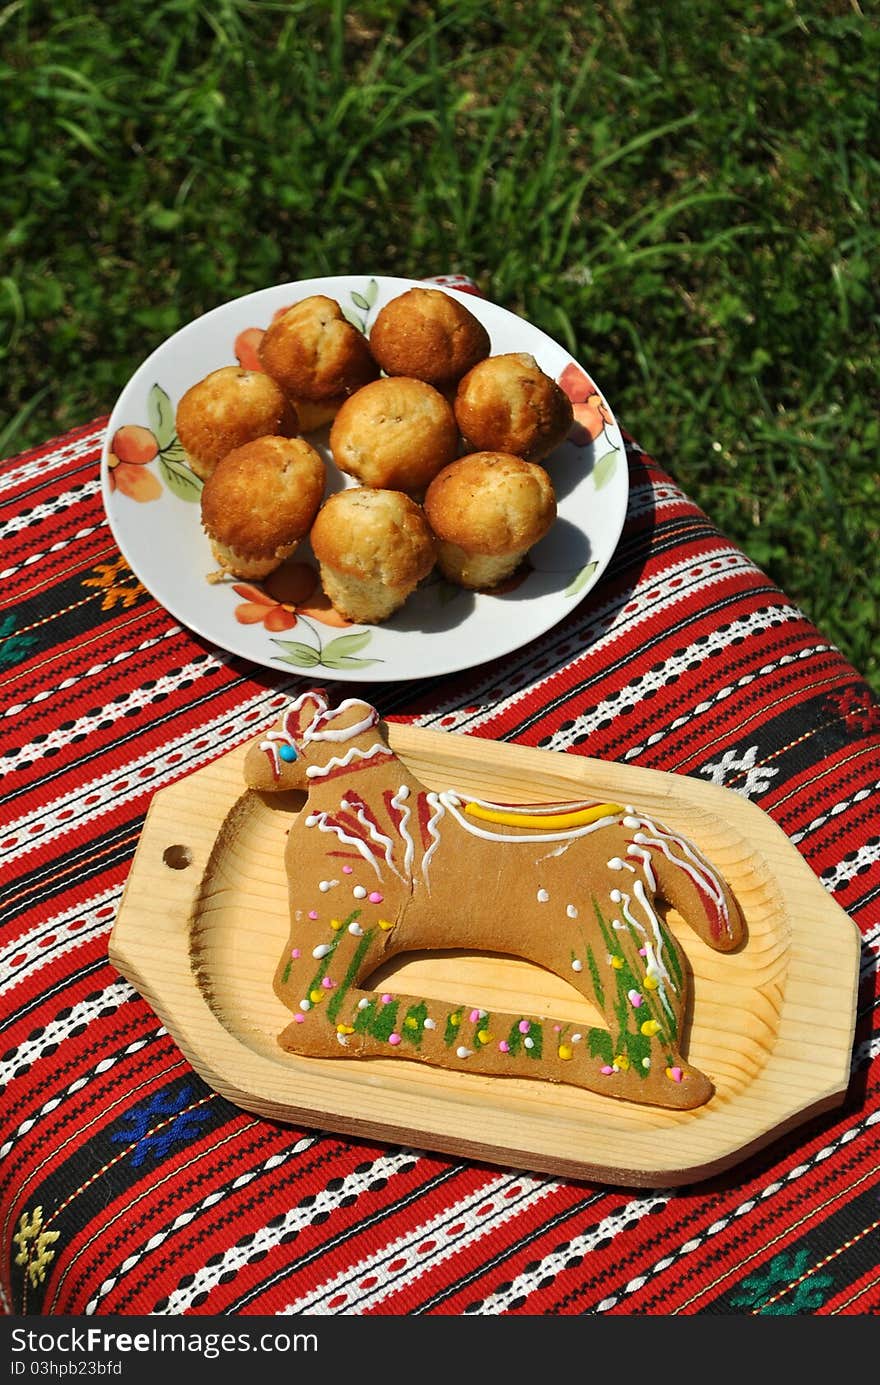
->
109, 723, 861, 1188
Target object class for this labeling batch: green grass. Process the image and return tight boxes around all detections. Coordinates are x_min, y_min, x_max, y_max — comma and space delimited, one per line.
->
2, 0, 878, 688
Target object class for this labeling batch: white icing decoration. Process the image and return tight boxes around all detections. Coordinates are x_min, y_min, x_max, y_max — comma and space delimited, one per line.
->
456, 1046, 474, 1059
571, 1033, 582, 1044
353, 885, 367, 899
421, 791, 446, 887
348, 922, 364, 936
318, 879, 339, 892
524, 1037, 534, 1050
423, 1017, 436, 1030
629, 817, 733, 936
299, 1000, 311, 1012
566, 904, 578, 918
391, 785, 415, 878
312, 944, 332, 959
571, 959, 583, 972
305, 699, 379, 745
357, 998, 370, 1010
611, 883, 676, 1012
307, 810, 382, 877
305, 742, 392, 779
627, 842, 656, 891
462, 793, 613, 816
537, 888, 550, 903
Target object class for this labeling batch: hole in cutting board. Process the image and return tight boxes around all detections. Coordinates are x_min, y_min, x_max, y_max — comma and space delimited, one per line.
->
163, 843, 193, 870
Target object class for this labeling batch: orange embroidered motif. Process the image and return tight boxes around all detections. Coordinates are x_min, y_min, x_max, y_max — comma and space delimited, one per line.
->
82, 555, 145, 610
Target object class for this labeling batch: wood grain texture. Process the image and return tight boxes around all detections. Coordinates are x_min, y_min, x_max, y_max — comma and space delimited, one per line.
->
109, 723, 861, 1187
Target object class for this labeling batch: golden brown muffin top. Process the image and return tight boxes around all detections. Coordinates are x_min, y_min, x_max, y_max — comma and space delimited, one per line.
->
259, 295, 379, 401
329, 376, 459, 493
176, 366, 299, 474
310, 487, 437, 586
368, 287, 490, 386
424, 451, 557, 555
200, 435, 326, 558
454, 352, 574, 462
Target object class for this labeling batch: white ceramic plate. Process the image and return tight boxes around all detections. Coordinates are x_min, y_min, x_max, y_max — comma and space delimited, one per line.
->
101, 274, 628, 682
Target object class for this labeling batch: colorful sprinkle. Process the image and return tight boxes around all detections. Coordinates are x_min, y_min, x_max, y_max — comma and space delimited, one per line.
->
279, 744, 297, 762
640, 1019, 660, 1036
499, 1040, 510, 1053
309, 989, 324, 1004
378, 918, 394, 931
558, 1044, 573, 1061
518, 1020, 530, 1034
613, 1053, 630, 1070
388, 1033, 401, 1046
293, 1013, 305, 1023
321, 976, 334, 989
308, 910, 318, 920
342, 865, 353, 874
477, 1029, 491, 1045
380, 993, 393, 1004
644, 974, 659, 991
336, 1024, 354, 1035
469, 1008, 481, 1023
628, 989, 643, 1007
610, 955, 624, 970
404, 1016, 418, 1029
449, 1012, 461, 1028
369, 891, 384, 904
666, 1065, 684, 1083
330, 917, 345, 930
291, 948, 301, 958
600, 1064, 615, 1075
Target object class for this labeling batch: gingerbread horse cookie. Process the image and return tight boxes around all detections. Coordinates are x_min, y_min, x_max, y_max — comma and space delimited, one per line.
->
244, 691, 745, 1110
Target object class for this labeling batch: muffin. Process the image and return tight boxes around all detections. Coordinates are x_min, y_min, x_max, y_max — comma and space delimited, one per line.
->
329, 377, 459, 495
200, 435, 325, 581
454, 352, 574, 462
176, 367, 299, 482
291, 396, 346, 434
368, 287, 490, 388
424, 451, 557, 590
309, 488, 437, 624
258, 295, 379, 402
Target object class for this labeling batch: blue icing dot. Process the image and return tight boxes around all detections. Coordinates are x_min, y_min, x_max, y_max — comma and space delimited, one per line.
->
279, 744, 298, 762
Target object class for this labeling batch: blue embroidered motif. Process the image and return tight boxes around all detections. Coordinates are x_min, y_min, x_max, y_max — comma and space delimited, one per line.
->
111, 1084, 212, 1166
